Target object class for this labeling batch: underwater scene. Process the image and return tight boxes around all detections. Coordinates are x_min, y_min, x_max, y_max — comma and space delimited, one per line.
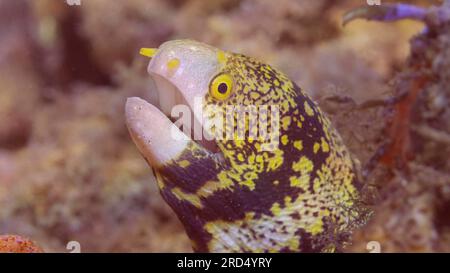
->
0, 0, 449, 253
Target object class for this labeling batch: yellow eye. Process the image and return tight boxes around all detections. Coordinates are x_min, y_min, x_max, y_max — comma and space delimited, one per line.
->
210, 73, 233, 100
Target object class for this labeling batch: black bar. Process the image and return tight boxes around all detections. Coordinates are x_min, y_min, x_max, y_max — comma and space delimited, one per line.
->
0, 253, 446, 272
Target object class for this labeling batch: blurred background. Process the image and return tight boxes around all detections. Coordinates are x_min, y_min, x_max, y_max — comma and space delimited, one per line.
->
0, 0, 448, 252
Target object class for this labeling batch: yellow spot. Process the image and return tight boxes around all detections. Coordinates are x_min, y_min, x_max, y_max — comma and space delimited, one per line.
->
321, 208, 331, 217
217, 50, 227, 64
248, 154, 255, 164
139, 48, 157, 58
307, 218, 324, 236
267, 149, 284, 171
155, 172, 165, 189
250, 92, 261, 100
293, 140, 303, 151
280, 101, 290, 113
167, 58, 180, 70
240, 180, 255, 190
217, 171, 234, 187
304, 101, 314, 116
321, 137, 330, 152
228, 171, 241, 182
243, 171, 258, 181
292, 156, 314, 173
273, 180, 279, 185
313, 142, 321, 154
197, 175, 233, 199
284, 196, 292, 204
289, 175, 309, 189
178, 160, 190, 168
281, 135, 289, 145
281, 116, 291, 131
313, 177, 324, 192
287, 237, 300, 251
171, 187, 202, 208
237, 153, 245, 162
267, 156, 283, 171
270, 202, 282, 216
234, 137, 245, 148
255, 142, 261, 151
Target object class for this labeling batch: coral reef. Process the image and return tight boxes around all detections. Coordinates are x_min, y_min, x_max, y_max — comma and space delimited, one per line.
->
347, 1, 450, 252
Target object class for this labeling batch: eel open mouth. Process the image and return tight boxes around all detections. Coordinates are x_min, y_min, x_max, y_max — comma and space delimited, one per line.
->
125, 41, 223, 166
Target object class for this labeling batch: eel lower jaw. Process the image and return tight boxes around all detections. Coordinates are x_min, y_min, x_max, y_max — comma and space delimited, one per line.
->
125, 97, 190, 167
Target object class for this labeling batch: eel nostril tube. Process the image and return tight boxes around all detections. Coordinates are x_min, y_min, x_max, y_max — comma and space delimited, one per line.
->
140, 48, 158, 58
